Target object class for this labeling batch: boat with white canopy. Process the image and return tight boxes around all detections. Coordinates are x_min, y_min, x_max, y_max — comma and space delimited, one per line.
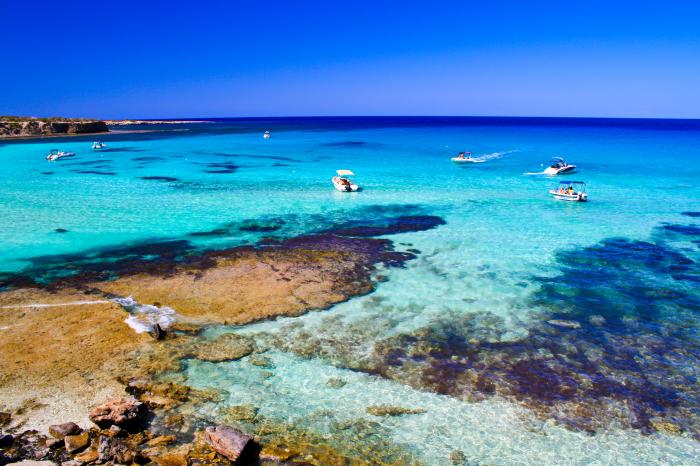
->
91, 141, 106, 150
332, 169, 359, 192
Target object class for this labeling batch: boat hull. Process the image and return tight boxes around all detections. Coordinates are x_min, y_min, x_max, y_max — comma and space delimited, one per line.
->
544, 165, 577, 175
549, 190, 587, 202
451, 157, 481, 163
332, 177, 358, 192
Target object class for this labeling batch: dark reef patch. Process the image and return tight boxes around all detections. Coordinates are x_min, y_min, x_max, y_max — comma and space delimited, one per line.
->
139, 176, 180, 182
358, 232, 700, 437
326, 215, 445, 237
72, 170, 117, 176
0, 204, 444, 291
202, 162, 239, 174
661, 223, 700, 237
239, 219, 285, 233
131, 156, 162, 162
241, 154, 301, 163
40, 171, 54, 175
0, 239, 202, 290
54, 228, 68, 233
63, 159, 113, 166
101, 147, 147, 152
322, 141, 372, 147
682, 211, 700, 218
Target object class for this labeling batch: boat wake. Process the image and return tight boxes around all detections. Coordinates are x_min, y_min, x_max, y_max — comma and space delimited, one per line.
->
112, 296, 176, 333
474, 150, 516, 162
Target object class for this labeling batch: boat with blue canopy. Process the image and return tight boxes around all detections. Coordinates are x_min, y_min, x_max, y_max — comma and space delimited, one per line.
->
549, 180, 587, 202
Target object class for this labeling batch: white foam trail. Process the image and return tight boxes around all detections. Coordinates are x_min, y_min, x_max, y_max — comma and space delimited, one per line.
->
0, 300, 110, 309
112, 296, 176, 333
471, 149, 519, 163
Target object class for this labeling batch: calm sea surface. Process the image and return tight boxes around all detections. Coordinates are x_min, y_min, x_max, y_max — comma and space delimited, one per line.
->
1, 117, 699, 464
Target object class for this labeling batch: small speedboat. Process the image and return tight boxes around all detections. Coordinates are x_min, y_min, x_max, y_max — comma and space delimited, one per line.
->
543, 157, 576, 175
549, 181, 587, 202
91, 141, 106, 150
263, 131, 271, 139
332, 169, 359, 192
46, 149, 76, 161
451, 151, 479, 163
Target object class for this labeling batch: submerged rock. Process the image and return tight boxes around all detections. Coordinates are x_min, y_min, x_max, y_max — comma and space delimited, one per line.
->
97, 435, 139, 464
189, 333, 255, 362
88, 396, 145, 430
325, 378, 347, 389
365, 405, 426, 416
221, 404, 259, 423
546, 319, 582, 329
204, 425, 253, 462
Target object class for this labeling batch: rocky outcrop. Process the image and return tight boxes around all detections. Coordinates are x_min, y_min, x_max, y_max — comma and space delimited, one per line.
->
48, 422, 80, 439
203, 425, 253, 462
88, 397, 145, 430
0, 119, 108, 139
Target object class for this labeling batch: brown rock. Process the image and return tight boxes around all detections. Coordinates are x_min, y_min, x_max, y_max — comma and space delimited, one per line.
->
146, 434, 176, 447
204, 425, 253, 462
141, 394, 180, 410
89, 396, 145, 429
74, 448, 99, 463
64, 431, 90, 453
45, 437, 63, 449
152, 453, 189, 466
260, 444, 299, 462
0, 411, 10, 426
49, 422, 81, 439
97, 435, 137, 464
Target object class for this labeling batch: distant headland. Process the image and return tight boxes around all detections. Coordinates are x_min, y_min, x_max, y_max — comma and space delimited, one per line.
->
0, 116, 211, 139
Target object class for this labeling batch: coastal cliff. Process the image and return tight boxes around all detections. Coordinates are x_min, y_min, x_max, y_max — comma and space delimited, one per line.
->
0, 117, 108, 139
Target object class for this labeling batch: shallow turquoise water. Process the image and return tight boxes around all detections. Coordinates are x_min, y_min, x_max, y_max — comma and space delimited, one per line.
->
2, 118, 699, 463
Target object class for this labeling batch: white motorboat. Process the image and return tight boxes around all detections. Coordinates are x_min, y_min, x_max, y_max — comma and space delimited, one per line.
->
263, 131, 271, 139
332, 169, 359, 192
451, 151, 480, 163
46, 149, 76, 161
549, 181, 588, 202
91, 141, 106, 150
543, 157, 576, 175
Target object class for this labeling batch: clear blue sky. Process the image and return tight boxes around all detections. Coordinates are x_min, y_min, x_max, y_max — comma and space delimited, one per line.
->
2, 0, 699, 119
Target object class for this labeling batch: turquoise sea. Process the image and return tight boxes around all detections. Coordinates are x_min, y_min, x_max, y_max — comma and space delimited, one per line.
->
2, 117, 700, 464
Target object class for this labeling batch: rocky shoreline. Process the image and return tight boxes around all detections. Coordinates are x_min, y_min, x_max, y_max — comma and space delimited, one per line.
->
104, 120, 210, 126
0, 119, 108, 139
0, 212, 444, 464
0, 117, 211, 140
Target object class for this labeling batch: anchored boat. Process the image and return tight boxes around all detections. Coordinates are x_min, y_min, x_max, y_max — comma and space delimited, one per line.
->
91, 141, 106, 150
263, 131, 271, 139
332, 169, 359, 192
549, 181, 587, 202
46, 149, 76, 161
543, 157, 577, 175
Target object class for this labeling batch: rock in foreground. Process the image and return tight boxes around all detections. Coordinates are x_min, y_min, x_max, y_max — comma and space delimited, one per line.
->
204, 425, 252, 462
89, 396, 145, 429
